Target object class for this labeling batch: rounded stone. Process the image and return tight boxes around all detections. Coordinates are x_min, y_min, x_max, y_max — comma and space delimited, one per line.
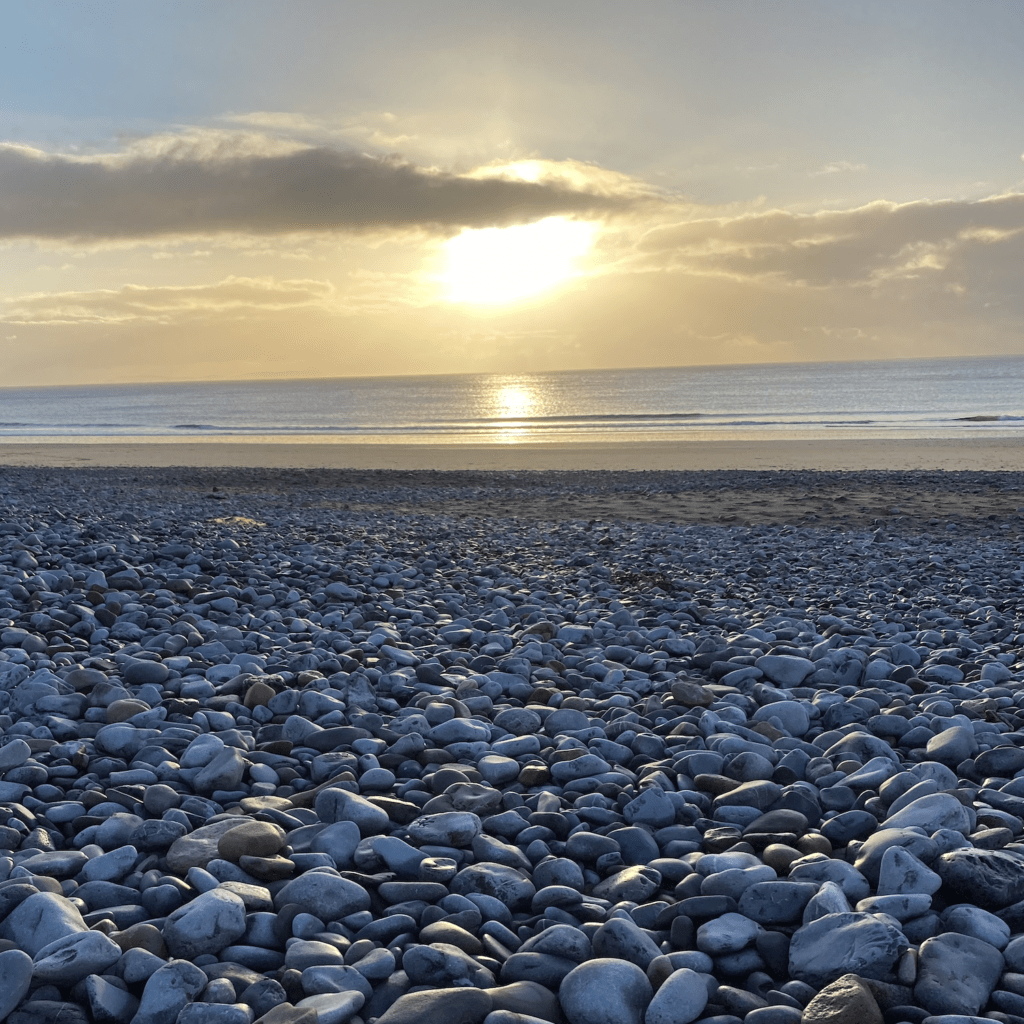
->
644, 968, 708, 1024
559, 958, 653, 1024
122, 659, 170, 685
143, 784, 181, 815
163, 888, 247, 959
243, 681, 276, 709
313, 788, 390, 836
106, 698, 150, 723
0, 948, 33, 1022
273, 871, 371, 921
374, 987, 492, 1024
218, 821, 287, 862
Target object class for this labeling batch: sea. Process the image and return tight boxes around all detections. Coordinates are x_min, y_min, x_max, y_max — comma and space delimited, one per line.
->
1, 355, 1022, 445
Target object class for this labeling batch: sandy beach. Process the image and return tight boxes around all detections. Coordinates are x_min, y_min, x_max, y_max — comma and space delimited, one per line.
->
0, 436, 1022, 473
1, 457, 1021, 535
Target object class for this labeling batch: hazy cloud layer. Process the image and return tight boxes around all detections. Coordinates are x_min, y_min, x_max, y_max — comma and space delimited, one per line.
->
0, 276, 333, 325
0, 136, 623, 242
636, 192, 1024, 293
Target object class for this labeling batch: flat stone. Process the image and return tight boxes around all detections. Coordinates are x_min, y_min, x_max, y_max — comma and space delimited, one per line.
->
7, 1001, 90, 1024
253, 1006, 316, 1024
294, 991, 365, 1024
167, 818, 248, 874
486, 981, 562, 1023
755, 655, 814, 686
299, 962, 372, 995
738, 881, 817, 925
272, 871, 371, 920
374, 987, 492, 1024
915, 932, 1005, 1016
31, 930, 122, 985
854, 828, 938, 886
451, 862, 536, 911
218, 821, 287, 861
518, 924, 592, 964
695, 912, 761, 955
884, 793, 972, 835
406, 812, 483, 847
940, 904, 1010, 949
194, 747, 247, 795
176, 1005, 252, 1024
122, 658, 170, 685
310, 820, 361, 867
550, 754, 611, 782
0, 891, 88, 956
789, 912, 907, 988
670, 680, 715, 707
936, 848, 1024, 908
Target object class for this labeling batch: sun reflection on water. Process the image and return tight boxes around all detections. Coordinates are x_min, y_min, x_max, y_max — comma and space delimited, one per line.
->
484, 378, 544, 442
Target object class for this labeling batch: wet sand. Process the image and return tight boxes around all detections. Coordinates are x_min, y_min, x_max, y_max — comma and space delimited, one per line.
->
0, 437, 1022, 472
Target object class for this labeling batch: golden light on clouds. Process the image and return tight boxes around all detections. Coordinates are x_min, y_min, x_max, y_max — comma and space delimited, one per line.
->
442, 216, 595, 304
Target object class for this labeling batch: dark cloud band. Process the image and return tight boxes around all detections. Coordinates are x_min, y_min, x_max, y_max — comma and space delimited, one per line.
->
0, 143, 620, 241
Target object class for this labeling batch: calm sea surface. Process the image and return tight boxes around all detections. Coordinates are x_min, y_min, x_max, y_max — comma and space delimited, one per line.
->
1, 356, 1022, 444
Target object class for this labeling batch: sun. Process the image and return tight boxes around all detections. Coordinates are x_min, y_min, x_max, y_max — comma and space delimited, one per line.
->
443, 216, 595, 304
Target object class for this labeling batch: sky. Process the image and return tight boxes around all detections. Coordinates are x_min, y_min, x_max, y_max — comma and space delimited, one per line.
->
2, 1, 1024, 386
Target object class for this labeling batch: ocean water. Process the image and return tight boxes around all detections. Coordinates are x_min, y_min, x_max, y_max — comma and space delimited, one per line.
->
1, 356, 1022, 444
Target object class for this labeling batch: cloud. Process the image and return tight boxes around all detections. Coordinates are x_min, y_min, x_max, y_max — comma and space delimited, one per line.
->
810, 160, 867, 176
224, 110, 417, 153
634, 192, 1024, 291
0, 276, 334, 325
0, 133, 626, 243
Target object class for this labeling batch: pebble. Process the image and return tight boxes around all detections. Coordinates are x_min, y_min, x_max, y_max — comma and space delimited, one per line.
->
644, 967, 709, 1024
914, 932, 1005, 1016
163, 888, 248, 959
0, 467, 1020, 1024
559, 958, 652, 1024
0, 949, 33, 1022
801, 973, 883, 1024
788, 912, 907, 987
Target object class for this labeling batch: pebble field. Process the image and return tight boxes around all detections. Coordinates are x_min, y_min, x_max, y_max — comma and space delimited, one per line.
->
0, 466, 1023, 1024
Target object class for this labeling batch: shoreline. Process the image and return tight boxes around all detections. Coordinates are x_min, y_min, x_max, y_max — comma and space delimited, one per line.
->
1, 436, 1023, 471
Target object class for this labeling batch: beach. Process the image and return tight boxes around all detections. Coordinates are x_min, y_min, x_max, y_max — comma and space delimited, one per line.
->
2, 441, 1023, 536
0, 450, 1023, 1021
1, 436, 1023, 472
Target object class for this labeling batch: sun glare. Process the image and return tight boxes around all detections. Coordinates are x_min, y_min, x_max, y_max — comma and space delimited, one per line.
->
496, 385, 534, 418
443, 216, 595, 304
